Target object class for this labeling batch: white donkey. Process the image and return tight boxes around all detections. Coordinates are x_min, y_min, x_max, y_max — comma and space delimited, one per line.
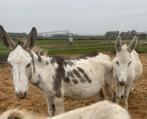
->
0, 101, 130, 119
0, 25, 113, 116
112, 36, 143, 109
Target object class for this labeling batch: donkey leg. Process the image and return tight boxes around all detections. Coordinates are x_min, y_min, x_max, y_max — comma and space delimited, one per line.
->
104, 73, 114, 101
103, 82, 114, 101
101, 86, 110, 100
116, 91, 120, 104
124, 83, 132, 109
96, 90, 104, 101
115, 83, 122, 104
130, 82, 134, 93
54, 97, 65, 115
46, 96, 55, 116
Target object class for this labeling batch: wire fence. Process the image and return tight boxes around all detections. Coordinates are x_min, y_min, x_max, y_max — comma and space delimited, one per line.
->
0, 38, 147, 64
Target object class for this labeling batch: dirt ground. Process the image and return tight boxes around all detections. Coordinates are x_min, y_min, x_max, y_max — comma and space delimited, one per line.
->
0, 53, 147, 119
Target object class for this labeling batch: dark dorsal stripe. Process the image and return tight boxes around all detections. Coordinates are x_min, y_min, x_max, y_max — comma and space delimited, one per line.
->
50, 52, 99, 66
51, 56, 75, 67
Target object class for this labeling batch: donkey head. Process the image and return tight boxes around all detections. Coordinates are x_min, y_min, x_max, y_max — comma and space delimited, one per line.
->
113, 36, 137, 86
0, 25, 37, 99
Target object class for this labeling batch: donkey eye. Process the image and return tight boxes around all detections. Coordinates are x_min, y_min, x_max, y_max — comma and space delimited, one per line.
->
116, 61, 119, 65
26, 63, 31, 68
128, 61, 132, 65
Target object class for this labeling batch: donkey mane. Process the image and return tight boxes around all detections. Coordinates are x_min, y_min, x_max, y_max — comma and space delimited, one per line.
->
31, 46, 99, 61
32, 46, 48, 56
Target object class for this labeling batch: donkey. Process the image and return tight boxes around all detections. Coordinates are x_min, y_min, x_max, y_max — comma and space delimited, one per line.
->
0, 25, 113, 116
112, 36, 143, 109
0, 101, 131, 119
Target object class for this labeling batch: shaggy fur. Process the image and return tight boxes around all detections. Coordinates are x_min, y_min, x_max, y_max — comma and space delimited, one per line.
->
0, 101, 130, 119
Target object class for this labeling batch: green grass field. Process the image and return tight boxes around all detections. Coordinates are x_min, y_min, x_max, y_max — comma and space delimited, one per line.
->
0, 39, 147, 57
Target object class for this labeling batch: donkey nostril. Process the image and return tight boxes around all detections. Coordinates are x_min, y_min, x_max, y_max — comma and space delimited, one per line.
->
24, 92, 27, 97
119, 81, 125, 86
16, 92, 27, 99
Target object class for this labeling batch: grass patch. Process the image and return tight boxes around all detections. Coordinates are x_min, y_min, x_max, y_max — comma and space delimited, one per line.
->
0, 39, 146, 58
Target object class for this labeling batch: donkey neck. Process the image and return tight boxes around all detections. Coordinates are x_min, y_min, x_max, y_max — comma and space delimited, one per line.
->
29, 51, 62, 91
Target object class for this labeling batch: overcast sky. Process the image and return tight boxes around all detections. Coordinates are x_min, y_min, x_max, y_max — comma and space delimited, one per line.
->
0, 0, 147, 34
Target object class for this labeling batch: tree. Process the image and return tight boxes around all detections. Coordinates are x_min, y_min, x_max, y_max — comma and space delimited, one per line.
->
139, 33, 146, 40
105, 31, 119, 39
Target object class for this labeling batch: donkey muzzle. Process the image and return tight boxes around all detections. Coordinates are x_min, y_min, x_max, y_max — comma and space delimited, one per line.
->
16, 92, 27, 99
119, 81, 125, 86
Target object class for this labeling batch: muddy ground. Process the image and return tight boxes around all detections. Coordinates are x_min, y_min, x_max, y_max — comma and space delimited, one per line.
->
0, 53, 147, 119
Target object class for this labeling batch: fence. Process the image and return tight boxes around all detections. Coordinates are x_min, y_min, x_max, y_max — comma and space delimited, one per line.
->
0, 38, 147, 64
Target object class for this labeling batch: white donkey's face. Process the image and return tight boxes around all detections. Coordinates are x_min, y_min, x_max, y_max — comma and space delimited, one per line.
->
0, 25, 37, 98
113, 36, 137, 86
8, 46, 32, 98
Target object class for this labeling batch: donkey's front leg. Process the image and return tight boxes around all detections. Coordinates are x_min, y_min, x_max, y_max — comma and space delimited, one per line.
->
124, 82, 132, 109
130, 82, 134, 93
45, 95, 55, 116
115, 83, 123, 104
54, 97, 65, 115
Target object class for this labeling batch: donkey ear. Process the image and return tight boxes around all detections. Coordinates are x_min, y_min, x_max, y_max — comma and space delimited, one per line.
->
115, 35, 122, 52
23, 27, 37, 50
127, 36, 137, 52
0, 25, 16, 49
